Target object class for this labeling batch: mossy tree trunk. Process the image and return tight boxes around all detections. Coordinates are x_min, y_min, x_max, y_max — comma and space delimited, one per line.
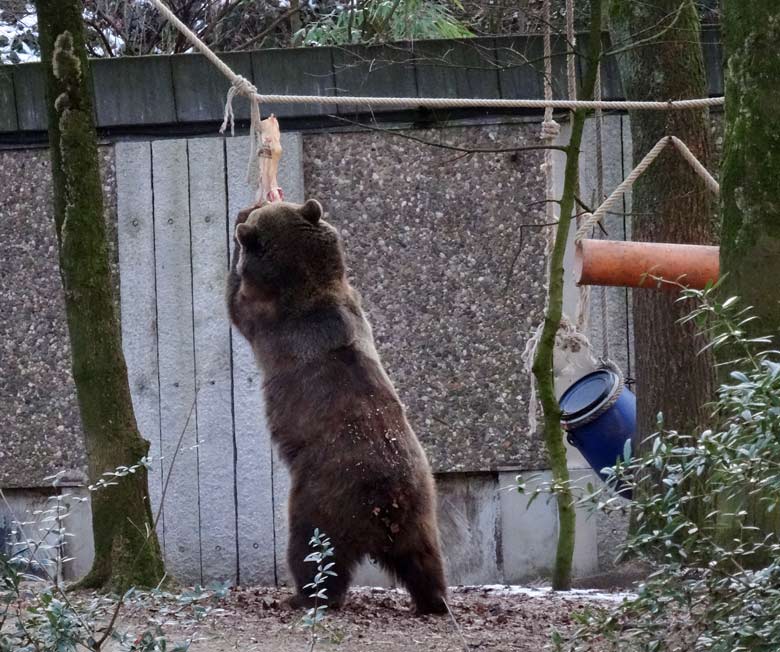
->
720, 2, 780, 339
717, 0, 780, 557
35, 0, 164, 590
531, 0, 602, 591
608, 0, 715, 442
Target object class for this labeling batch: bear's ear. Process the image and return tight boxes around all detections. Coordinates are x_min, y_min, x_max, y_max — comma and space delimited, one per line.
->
235, 223, 258, 248
301, 199, 323, 225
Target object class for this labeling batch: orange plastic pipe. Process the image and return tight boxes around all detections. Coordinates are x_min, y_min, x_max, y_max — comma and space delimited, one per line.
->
574, 239, 720, 290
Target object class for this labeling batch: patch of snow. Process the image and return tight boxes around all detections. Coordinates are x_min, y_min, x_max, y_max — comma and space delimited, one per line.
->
0, 14, 38, 63
458, 584, 636, 602
19, 11, 37, 29
356, 584, 636, 603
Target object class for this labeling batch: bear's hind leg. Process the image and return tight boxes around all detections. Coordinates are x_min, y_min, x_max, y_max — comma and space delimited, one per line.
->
383, 531, 447, 615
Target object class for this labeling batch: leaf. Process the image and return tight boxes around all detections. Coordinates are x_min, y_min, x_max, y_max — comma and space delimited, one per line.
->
622, 438, 632, 462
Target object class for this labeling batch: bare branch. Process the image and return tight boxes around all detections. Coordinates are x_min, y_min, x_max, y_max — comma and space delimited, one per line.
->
237, 7, 304, 51
328, 114, 567, 154
85, 19, 115, 57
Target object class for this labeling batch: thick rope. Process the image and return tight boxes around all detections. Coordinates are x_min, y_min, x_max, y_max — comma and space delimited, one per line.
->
670, 136, 721, 195
525, 0, 560, 436
252, 94, 724, 111
594, 68, 609, 359
574, 66, 602, 337
541, 0, 557, 130
540, 0, 560, 211
574, 135, 719, 243
150, 0, 244, 86
150, 0, 721, 113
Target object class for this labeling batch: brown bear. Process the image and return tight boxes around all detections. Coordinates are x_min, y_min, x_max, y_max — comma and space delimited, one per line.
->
226, 199, 448, 614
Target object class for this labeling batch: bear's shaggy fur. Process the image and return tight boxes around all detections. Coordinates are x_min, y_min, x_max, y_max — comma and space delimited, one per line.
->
226, 200, 447, 614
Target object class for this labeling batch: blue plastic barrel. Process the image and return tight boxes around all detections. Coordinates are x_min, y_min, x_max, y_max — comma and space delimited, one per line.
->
559, 368, 635, 494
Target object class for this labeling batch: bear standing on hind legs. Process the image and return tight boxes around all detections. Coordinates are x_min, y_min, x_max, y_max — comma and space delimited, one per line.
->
226, 199, 448, 615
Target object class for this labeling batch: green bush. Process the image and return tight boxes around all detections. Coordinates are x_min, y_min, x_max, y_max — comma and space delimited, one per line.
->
556, 286, 780, 652
297, 0, 472, 45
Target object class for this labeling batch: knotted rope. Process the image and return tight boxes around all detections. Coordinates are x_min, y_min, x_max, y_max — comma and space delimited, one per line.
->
149, 0, 264, 187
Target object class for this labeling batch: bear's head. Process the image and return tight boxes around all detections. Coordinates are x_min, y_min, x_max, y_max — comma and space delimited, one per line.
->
234, 199, 346, 307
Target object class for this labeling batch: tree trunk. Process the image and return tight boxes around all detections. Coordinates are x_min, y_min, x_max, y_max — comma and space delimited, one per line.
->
720, 2, 780, 339
36, 0, 164, 590
532, 0, 602, 591
608, 0, 716, 441
717, 0, 780, 560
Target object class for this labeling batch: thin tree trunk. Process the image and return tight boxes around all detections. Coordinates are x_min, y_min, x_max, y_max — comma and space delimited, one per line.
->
36, 0, 164, 590
608, 0, 715, 442
532, 0, 602, 591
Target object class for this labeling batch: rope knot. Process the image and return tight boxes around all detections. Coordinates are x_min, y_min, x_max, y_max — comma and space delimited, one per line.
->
540, 119, 561, 140
220, 75, 259, 136
232, 75, 257, 97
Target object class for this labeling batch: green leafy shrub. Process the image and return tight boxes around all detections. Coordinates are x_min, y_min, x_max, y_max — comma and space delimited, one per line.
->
555, 286, 780, 651
297, 0, 472, 45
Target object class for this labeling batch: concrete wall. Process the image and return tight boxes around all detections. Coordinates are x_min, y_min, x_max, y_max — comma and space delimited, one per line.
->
3, 468, 604, 585
0, 486, 93, 581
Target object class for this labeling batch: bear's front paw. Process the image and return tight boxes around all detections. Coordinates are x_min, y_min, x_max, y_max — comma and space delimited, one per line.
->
235, 205, 260, 227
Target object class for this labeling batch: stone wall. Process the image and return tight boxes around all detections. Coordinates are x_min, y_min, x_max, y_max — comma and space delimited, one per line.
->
0, 147, 118, 488
0, 148, 82, 488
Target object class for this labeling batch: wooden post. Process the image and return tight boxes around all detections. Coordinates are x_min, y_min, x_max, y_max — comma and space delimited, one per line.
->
574, 239, 720, 289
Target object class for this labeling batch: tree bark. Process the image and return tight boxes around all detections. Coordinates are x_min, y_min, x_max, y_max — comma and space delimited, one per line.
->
720, 2, 780, 340
608, 0, 716, 441
532, 0, 602, 591
36, 0, 164, 590
717, 0, 780, 559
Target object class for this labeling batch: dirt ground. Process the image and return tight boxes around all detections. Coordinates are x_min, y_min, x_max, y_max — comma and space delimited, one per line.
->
109, 582, 637, 652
